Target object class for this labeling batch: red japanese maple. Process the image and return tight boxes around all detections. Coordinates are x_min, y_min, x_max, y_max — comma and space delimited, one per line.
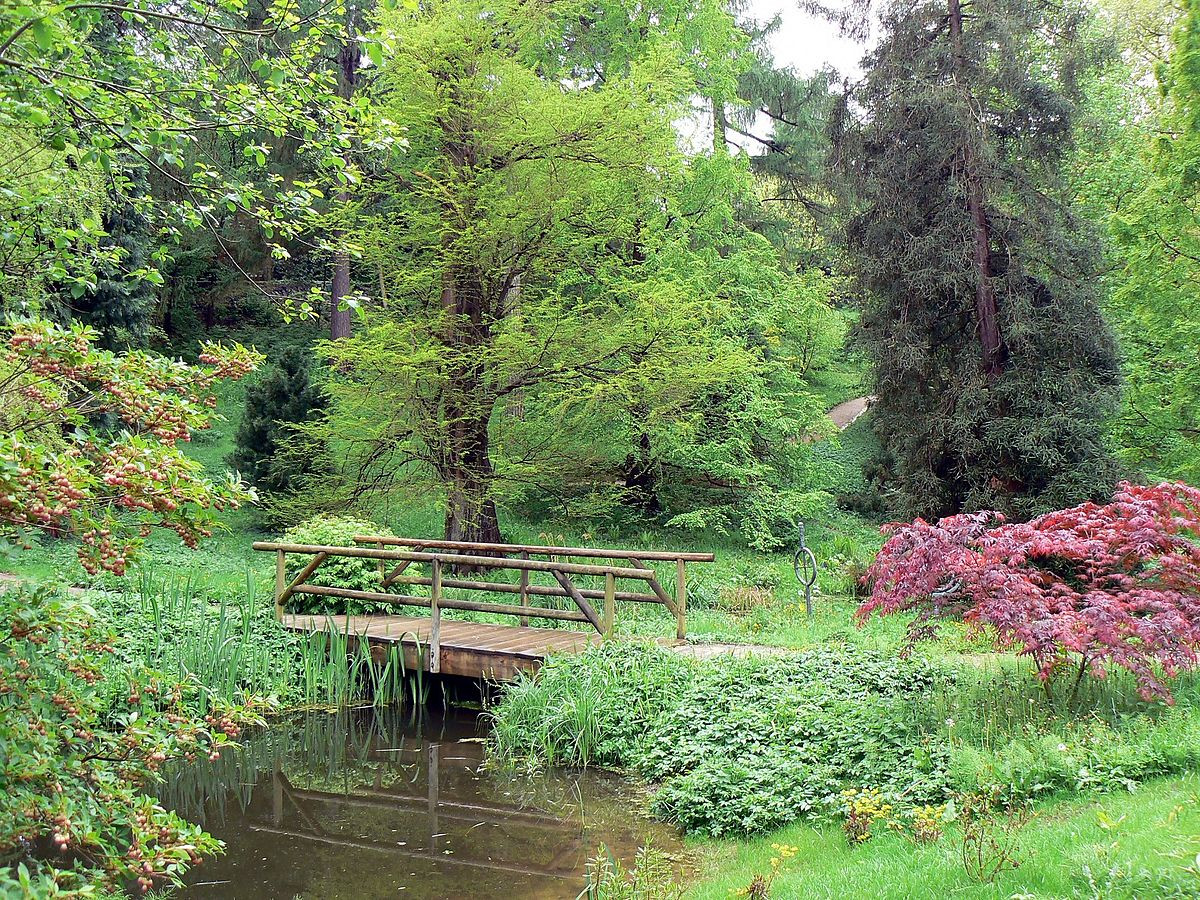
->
858, 482, 1200, 701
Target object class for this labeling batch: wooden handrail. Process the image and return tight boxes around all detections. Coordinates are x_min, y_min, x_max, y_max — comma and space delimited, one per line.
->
256, 537, 712, 650
252, 542, 656, 580
353, 534, 715, 563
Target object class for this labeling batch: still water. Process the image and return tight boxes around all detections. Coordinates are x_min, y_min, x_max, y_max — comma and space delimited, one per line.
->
158, 708, 682, 899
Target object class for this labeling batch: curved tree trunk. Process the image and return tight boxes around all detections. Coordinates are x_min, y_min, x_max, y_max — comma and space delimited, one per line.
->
948, 0, 1004, 381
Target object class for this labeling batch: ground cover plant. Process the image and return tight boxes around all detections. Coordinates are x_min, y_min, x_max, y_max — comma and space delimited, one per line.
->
490, 637, 1200, 840
491, 644, 953, 836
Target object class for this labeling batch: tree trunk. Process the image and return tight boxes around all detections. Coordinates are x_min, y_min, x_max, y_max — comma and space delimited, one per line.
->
444, 419, 502, 541
623, 427, 662, 514
712, 98, 728, 153
947, 0, 1004, 381
330, 246, 352, 339
330, 36, 358, 340
439, 256, 503, 545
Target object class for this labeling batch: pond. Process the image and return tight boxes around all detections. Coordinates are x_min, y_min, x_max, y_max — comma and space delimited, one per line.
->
158, 707, 682, 899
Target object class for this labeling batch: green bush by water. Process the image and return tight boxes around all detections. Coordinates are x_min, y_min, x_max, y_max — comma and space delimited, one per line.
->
491, 644, 952, 836
280, 515, 404, 614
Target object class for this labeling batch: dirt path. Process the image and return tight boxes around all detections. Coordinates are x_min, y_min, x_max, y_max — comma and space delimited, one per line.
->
828, 396, 873, 430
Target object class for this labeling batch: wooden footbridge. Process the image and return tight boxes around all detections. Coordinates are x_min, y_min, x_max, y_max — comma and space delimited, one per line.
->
253, 536, 714, 680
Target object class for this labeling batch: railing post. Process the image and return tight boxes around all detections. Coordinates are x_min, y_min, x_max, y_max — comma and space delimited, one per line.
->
675, 559, 687, 641
377, 540, 385, 583
604, 572, 616, 637
275, 549, 286, 620
519, 551, 530, 627
429, 558, 442, 674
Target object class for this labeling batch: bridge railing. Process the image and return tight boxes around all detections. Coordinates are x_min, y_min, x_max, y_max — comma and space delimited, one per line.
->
252, 538, 712, 662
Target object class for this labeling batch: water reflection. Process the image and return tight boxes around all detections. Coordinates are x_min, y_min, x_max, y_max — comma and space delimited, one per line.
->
158, 708, 680, 899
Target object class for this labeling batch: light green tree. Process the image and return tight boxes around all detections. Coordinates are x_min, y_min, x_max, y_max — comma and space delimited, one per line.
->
1082, 0, 1200, 481
294, 0, 834, 546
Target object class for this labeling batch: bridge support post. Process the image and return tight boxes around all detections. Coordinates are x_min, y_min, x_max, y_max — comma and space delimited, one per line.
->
519, 551, 530, 627
676, 559, 687, 641
275, 549, 286, 620
604, 572, 615, 637
430, 559, 442, 674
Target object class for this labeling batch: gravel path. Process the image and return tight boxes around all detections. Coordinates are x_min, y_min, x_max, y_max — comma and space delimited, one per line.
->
828, 396, 873, 430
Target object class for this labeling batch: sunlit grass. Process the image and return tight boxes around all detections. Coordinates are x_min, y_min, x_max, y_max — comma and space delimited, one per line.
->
686, 775, 1200, 899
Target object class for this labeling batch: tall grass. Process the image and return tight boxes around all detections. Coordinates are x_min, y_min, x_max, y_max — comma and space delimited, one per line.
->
98, 572, 432, 712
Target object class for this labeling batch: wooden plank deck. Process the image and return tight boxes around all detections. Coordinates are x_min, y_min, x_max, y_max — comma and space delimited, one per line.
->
281, 613, 601, 680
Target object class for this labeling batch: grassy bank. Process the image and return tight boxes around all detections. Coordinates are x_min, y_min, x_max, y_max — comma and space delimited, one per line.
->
687, 774, 1200, 899
489, 640, 1200, 838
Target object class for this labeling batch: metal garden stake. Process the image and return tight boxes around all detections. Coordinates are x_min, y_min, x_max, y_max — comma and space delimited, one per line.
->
793, 521, 818, 618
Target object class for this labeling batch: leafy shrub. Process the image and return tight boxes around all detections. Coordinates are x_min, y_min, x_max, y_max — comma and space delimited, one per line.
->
0, 319, 259, 575
280, 516, 402, 614
0, 583, 254, 895
838, 788, 893, 843
491, 644, 951, 836
860, 482, 1200, 701
490, 643, 688, 768
633, 651, 950, 835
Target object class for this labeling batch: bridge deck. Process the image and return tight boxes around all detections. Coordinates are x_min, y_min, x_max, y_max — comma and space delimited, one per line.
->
281, 613, 601, 680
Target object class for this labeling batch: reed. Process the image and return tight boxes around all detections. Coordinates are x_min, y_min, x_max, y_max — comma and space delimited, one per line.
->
99, 572, 432, 712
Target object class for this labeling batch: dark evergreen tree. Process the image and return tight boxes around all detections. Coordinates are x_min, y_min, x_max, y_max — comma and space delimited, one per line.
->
74, 185, 155, 349
230, 347, 328, 496
834, 0, 1122, 520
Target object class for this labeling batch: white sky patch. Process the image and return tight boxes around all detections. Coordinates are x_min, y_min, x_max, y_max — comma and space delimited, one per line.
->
678, 2, 871, 154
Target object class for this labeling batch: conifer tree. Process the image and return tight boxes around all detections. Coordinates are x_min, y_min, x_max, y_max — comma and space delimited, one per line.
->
835, 0, 1122, 519
74, 185, 155, 349
231, 346, 327, 496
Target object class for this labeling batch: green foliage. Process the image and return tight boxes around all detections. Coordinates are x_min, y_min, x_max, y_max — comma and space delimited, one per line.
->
491, 644, 951, 836
0, 0, 375, 310
838, 0, 1121, 520
950, 706, 1200, 804
72, 182, 155, 350
578, 842, 683, 900
291, 0, 838, 548
0, 583, 245, 895
231, 345, 327, 505
1078, 0, 1200, 482
98, 572, 426, 710
279, 516, 401, 613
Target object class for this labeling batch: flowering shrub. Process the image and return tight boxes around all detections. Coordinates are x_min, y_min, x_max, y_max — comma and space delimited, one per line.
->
733, 843, 798, 898
895, 803, 949, 844
839, 788, 893, 843
0, 319, 261, 574
859, 482, 1200, 701
0, 583, 260, 894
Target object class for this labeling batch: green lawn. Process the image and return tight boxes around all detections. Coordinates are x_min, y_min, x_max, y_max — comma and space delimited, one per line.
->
687, 775, 1200, 899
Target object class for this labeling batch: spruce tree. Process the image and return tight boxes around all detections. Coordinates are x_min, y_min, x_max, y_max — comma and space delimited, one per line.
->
231, 347, 327, 496
74, 186, 155, 349
836, 0, 1122, 520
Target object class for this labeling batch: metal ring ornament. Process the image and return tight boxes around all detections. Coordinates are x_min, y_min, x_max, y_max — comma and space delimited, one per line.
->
793, 545, 818, 590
